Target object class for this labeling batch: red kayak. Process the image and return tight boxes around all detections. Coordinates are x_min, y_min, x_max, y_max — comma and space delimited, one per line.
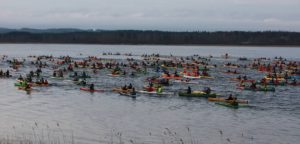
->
80, 87, 104, 92
288, 83, 300, 86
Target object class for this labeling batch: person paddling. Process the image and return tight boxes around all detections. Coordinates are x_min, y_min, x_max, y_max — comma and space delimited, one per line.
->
203, 87, 211, 94
187, 86, 192, 94
90, 84, 95, 91
226, 94, 234, 100
128, 83, 133, 89
250, 82, 257, 89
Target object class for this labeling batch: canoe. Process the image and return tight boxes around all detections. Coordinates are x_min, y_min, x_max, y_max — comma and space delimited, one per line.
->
138, 90, 173, 96
208, 97, 248, 104
80, 87, 104, 93
119, 92, 137, 98
178, 91, 217, 98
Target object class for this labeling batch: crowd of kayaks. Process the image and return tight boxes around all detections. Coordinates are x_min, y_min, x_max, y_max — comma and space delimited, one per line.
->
1, 52, 299, 109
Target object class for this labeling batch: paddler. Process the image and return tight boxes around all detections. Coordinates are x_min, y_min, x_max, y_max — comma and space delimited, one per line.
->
203, 87, 211, 94
202, 70, 208, 76
243, 75, 247, 80
250, 82, 257, 89
18, 75, 24, 81
131, 87, 136, 95
122, 85, 128, 90
90, 84, 95, 91
78, 79, 86, 86
156, 85, 162, 93
187, 86, 192, 94
25, 83, 31, 90
292, 79, 297, 85
174, 70, 179, 77
128, 83, 133, 89
229, 97, 238, 106
226, 94, 234, 100
53, 71, 57, 77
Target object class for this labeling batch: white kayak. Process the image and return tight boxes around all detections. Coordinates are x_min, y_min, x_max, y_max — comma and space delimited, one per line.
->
173, 80, 199, 84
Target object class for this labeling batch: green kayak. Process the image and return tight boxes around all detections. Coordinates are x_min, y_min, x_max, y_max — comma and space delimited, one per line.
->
14, 82, 22, 86
215, 102, 239, 109
178, 92, 217, 98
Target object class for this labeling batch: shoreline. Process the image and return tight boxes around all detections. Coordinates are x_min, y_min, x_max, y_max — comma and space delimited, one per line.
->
0, 42, 300, 48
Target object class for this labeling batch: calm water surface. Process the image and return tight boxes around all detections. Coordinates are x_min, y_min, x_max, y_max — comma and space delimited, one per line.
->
0, 44, 299, 144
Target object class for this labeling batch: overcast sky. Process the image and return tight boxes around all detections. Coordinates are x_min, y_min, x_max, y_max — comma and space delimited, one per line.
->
0, 0, 300, 31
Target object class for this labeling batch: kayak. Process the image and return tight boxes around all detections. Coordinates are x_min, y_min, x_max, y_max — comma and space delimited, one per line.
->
288, 83, 300, 86
256, 81, 286, 86
112, 88, 133, 93
138, 90, 173, 96
215, 102, 239, 109
178, 91, 217, 98
15, 82, 23, 87
18, 86, 32, 91
223, 71, 240, 74
239, 86, 275, 92
31, 83, 49, 87
161, 75, 182, 80
119, 92, 137, 98
264, 76, 285, 81
229, 78, 255, 83
183, 75, 214, 79
215, 102, 249, 109
80, 87, 104, 93
51, 76, 64, 80
107, 74, 122, 77
208, 97, 248, 104
223, 65, 239, 68
69, 75, 91, 78
173, 80, 198, 84
288, 75, 300, 79
143, 86, 158, 91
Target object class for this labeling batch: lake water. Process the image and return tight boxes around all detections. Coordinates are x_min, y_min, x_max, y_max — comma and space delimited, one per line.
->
0, 44, 299, 144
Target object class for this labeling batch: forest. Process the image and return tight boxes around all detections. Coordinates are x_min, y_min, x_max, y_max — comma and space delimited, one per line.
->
0, 30, 299, 46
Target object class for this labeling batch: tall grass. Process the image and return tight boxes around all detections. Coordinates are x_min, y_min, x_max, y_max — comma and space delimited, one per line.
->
0, 123, 254, 144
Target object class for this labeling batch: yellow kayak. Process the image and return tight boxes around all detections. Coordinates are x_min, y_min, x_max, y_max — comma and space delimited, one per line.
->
208, 97, 248, 104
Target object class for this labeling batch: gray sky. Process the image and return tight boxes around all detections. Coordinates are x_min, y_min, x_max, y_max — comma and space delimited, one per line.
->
0, 0, 300, 31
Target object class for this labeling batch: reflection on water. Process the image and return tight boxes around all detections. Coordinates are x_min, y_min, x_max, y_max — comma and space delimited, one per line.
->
0, 44, 299, 144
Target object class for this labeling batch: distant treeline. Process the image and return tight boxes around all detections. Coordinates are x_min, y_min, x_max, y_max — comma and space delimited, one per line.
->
0, 30, 300, 46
